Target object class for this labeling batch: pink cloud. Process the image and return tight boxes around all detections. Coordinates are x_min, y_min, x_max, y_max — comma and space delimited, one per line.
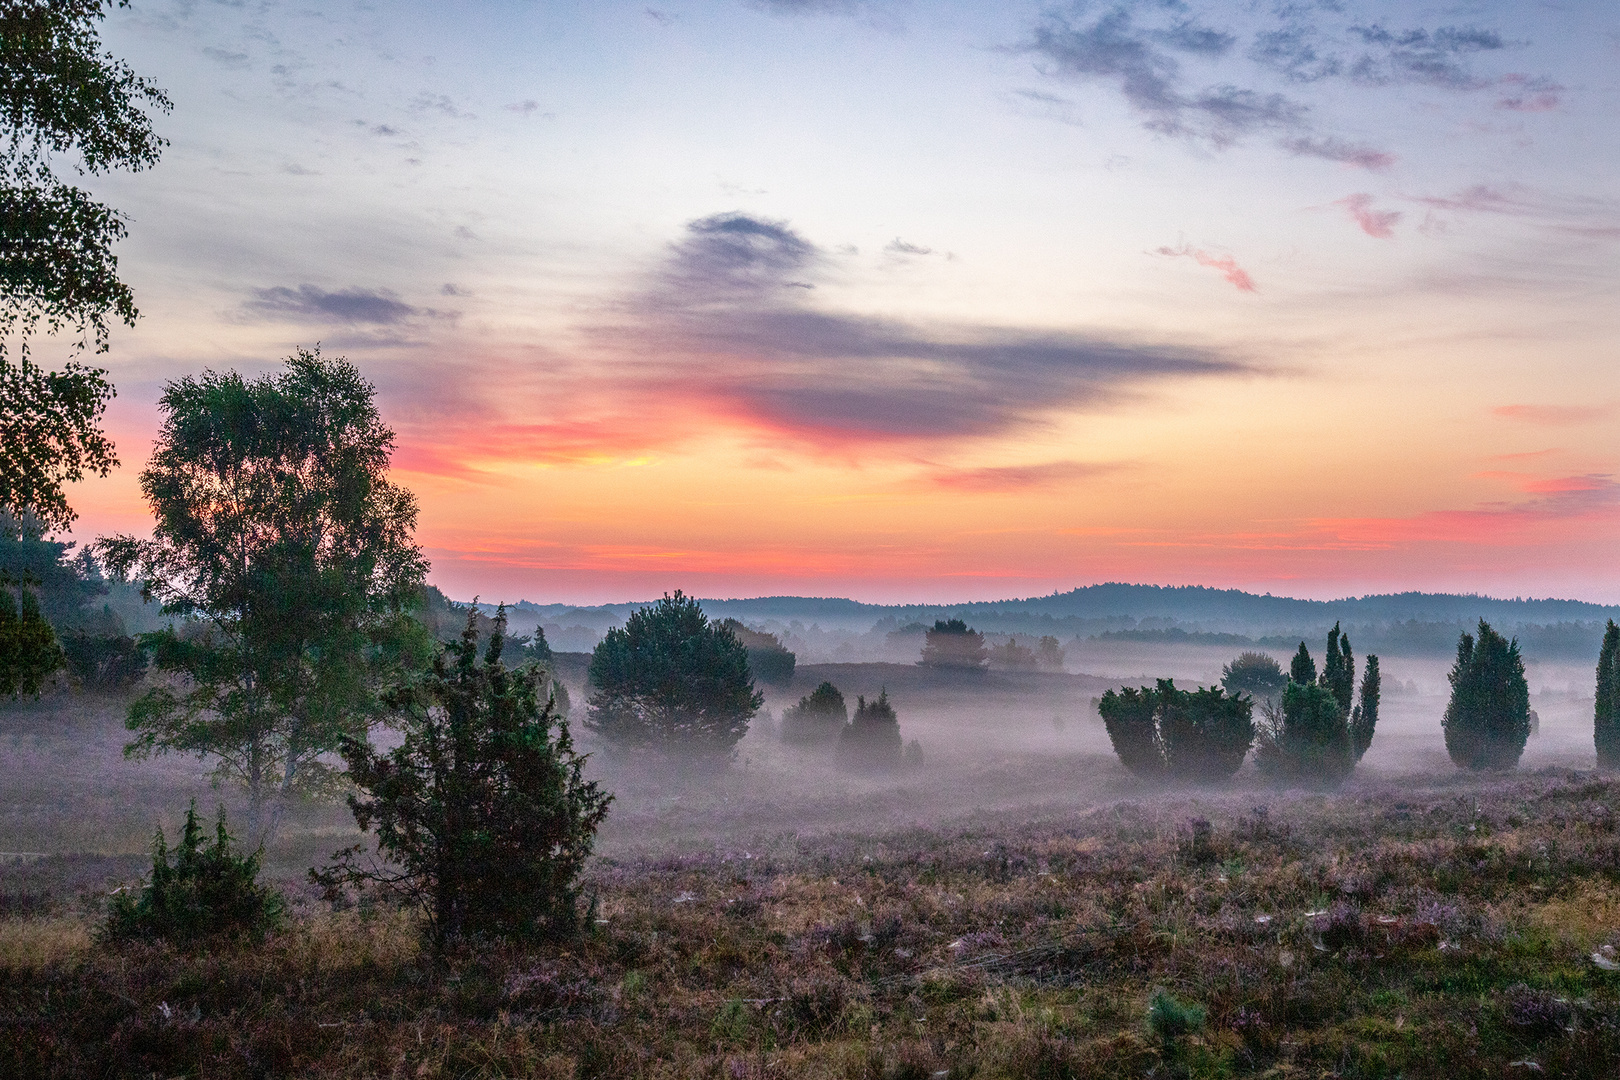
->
1334, 194, 1400, 239
1154, 244, 1258, 292
925, 459, 1120, 492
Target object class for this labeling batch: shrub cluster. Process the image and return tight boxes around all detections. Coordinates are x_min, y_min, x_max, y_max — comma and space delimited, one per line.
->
1098, 678, 1253, 782
919, 619, 987, 669
836, 688, 904, 773
1255, 624, 1381, 786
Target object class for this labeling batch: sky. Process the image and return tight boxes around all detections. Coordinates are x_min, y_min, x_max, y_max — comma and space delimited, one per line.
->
51, 0, 1620, 605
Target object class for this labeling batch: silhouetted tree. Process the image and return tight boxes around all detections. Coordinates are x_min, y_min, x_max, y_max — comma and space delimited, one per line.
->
1443, 619, 1531, 771
719, 618, 796, 686
1036, 634, 1066, 671
1598, 620, 1620, 769
920, 618, 987, 670
1289, 642, 1316, 685
1220, 651, 1285, 703
990, 637, 1037, 669
781, 680, 847, 745
2, 0, 172, 532
835, 688, 902, 773
320, 609, 610, 945
1350, 654, 1380, 762
98, 349, 431, 842
1098, 679, 1253, 782
0, 583, 61, 696
586, 591, 762, 758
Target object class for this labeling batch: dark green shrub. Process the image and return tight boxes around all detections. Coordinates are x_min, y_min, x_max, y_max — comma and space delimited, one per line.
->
1098, 679, 1253, 782
586, 591, 762, 758
1289, 641, 1316, 685
103, 801, 283, 943
1220, 651, 1285, 703
1350, 654, 1380, 762
781, 680, 847, 745
323, 609, 612, 944
0, 586, 62, 697
1256, 680, 1354, 786
60, 628, 146, 688
1597, 620, 1620, 768
836, 688, 902, 772
1444, 619, 1530, 770
919, 619, 987, 669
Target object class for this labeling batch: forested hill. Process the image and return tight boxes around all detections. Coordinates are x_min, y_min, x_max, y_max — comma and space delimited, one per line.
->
494, 584, 1620, 635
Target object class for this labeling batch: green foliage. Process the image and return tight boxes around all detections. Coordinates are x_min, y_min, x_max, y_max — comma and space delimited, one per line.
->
781, 679, 847, 745
835, 688, 902, 772
1220, 651, 1285, 701
1321, 622, 1355, 715
1098, 679, 1254, 782
103, 800, 283, 944
0, 352, 117, 533
1289, 641, 1316, 685
1351, 653, 1381, 763
1, 1, 170, 531
1596, 620, 1620, 768
322, 609, 612, 945
1444, 619, 1531, 771
0, 584, 62, 696
719, 618, 796, 686
1, 0, 170, 349
586, 590, 762, 758
1256, 680, 1354, 786
920, 618, 987, 670
1146, 988, 1206, 1046
97, 348, 431, 841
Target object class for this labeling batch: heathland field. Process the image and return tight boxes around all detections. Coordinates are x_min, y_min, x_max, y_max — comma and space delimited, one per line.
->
3, 652, 1619, 1078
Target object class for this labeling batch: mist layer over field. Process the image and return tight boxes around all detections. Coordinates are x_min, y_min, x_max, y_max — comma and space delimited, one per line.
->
5, 630, 1600, 883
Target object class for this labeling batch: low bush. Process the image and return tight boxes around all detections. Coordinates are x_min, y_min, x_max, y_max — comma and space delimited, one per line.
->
102, 801, 283, 944
1098, 679, 1253, 782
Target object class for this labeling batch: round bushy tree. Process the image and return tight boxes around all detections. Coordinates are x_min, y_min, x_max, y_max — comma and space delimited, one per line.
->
920, 619, 987, 670
1098, 679, 1253, 782
586, 591, 762, 758
1443, 619, 1530, 770
719, 618, 796, 686
781, 680, 847, 745
835, 688, 902, 772
1220, 651, 1285, 703
1596, 620, 1620, 768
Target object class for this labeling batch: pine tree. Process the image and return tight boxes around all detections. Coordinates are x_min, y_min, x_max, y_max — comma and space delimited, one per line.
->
781, 680, 848, 745
1289, 642, 1316, 685
1595, 620, 1620, 768
1443, 620, 1531, 771
1350, 654, 1380, 762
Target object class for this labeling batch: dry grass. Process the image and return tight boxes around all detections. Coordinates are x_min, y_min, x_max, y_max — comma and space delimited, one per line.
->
5, 768, 1620, 1078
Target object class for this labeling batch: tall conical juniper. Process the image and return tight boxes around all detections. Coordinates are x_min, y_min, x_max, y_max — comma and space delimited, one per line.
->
1443, 619, 1530, 771
1321, 622, 1355, 716
1596, 620, 1620, 768
1351, 655, 1379, 762
1290, 642, 1316, 685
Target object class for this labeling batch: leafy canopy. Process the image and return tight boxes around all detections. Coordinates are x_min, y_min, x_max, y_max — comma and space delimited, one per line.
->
98, 348, 429, 840
586, 590, 762, 757
320, 609, 611, 945
1, 1, 170, 530
920, 618, 987, 670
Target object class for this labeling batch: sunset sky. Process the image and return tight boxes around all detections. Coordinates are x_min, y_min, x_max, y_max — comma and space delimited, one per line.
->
59, 0, 1620, 604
